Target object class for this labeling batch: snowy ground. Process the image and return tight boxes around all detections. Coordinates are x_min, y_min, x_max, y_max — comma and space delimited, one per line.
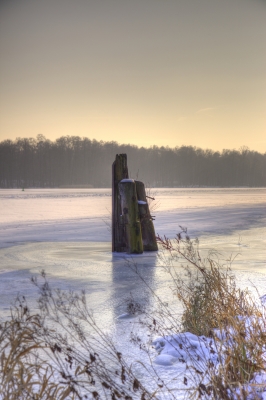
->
0, 188, 266, 398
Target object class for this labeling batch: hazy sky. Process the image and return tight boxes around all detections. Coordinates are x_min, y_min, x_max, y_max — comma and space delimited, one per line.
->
0, 0, 265, 151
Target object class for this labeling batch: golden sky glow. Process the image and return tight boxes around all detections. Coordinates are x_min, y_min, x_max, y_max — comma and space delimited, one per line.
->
0, 0, 265, 151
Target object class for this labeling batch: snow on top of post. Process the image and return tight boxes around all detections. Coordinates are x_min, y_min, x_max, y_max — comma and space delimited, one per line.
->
120, 179, 135, 183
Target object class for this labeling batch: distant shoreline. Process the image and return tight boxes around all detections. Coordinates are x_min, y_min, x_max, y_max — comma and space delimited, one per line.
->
1, 185, 266, 189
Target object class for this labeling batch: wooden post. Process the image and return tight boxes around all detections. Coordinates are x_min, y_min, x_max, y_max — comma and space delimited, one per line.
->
135, 180, 158, 251
112, 154, 128, 252
118, 180, 143, 254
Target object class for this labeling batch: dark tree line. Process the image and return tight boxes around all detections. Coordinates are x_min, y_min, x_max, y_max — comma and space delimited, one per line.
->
0, 135, 265, 188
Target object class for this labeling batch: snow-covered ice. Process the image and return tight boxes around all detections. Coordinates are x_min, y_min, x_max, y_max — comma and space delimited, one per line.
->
0, 188, 266, 398
0, 187, 265, 248
1, 188, 265, 308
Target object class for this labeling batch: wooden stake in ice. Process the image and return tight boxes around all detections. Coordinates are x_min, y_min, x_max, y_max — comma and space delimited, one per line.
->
112, 154, 157, 254
118, 179, 143, 254
135, 180, 158, 251
112, 154, 128, 252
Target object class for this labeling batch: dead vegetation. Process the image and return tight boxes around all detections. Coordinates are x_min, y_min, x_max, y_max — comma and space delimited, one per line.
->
156, 232, 266, 399
1, 233, 266, 399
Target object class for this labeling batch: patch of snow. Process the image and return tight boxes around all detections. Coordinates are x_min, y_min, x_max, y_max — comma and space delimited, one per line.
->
120, 179, 135, 183
153, 332, 219, 366
154, 354, 179, 366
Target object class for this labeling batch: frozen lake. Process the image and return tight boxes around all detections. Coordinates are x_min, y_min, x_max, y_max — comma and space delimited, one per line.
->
0, 187, 265, 315
0, 188, 266, 397
0, 187, 265, 245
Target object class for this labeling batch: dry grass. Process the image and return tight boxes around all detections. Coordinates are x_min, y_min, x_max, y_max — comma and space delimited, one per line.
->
0, 278, 152, 400
157, 232, 266, 399
1, 233, 266, 399
0, 297, 75, 400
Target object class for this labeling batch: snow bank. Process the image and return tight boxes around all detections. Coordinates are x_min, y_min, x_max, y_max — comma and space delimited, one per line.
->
153, 332, 218, 367
152, 311, 266, 398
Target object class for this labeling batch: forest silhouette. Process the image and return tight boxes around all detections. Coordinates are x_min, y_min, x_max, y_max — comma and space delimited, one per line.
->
0, 135, 265, 188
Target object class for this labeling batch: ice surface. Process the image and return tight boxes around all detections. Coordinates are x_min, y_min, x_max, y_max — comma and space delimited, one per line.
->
0, 187, 265, 249
0, 188, 111, 248
0, 188, 265, 331
0, 188, 266, 398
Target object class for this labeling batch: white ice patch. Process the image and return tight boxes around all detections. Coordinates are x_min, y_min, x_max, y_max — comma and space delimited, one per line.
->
138, 200, 147, 205
120, 179, 135, 183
